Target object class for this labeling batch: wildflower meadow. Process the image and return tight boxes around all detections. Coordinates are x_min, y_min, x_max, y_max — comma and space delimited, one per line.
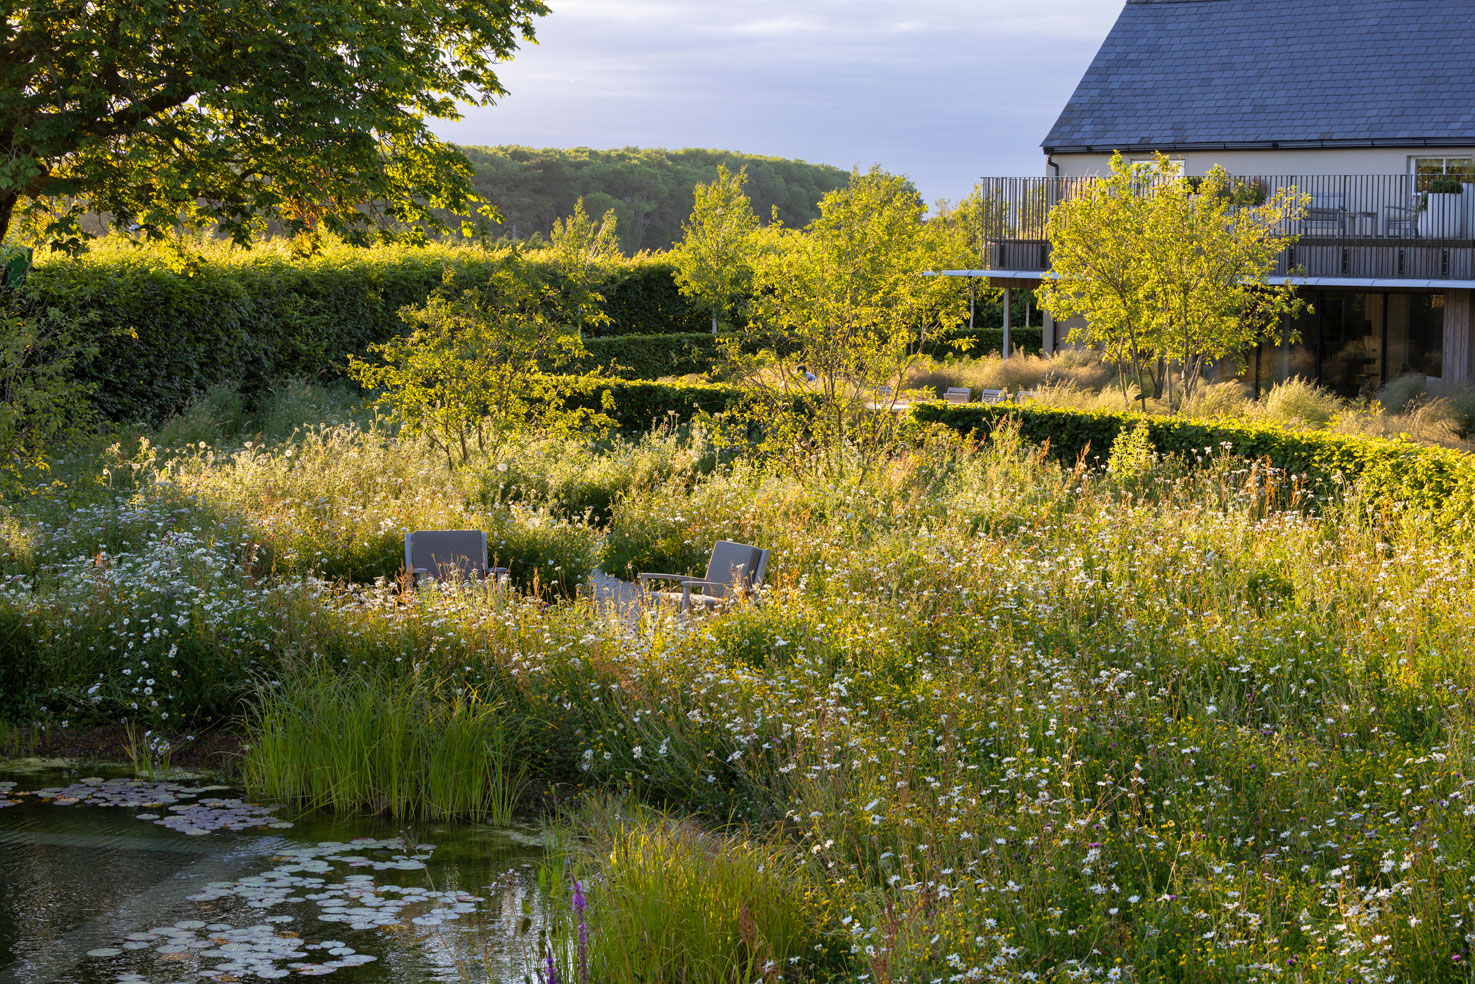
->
3, 393, 1475, 983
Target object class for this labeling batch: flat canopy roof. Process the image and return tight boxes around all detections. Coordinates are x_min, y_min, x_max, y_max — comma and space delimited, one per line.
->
925, 270, 1475, 290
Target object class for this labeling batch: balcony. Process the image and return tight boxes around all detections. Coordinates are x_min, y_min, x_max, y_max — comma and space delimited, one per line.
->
976, 175, 1475, 283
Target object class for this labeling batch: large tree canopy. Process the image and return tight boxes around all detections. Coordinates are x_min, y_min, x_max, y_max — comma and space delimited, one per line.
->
0, 0, 549, 250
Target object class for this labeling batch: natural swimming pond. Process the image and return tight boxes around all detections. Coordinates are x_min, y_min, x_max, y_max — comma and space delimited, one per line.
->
0, 765, 549, 984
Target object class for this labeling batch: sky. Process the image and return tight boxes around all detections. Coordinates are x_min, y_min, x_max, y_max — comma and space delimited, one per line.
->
430, 1, 1124, 207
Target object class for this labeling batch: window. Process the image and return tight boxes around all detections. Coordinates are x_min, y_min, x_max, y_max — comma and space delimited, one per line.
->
1412, 157, 1475, 191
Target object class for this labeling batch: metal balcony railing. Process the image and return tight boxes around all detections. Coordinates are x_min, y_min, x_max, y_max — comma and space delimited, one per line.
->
976, 174, 1475, 281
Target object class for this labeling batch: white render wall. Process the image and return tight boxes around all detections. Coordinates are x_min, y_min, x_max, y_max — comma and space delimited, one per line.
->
1048, 147, 1475, 179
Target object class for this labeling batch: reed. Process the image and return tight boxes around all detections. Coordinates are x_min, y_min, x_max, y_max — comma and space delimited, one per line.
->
241, 663, 527, 823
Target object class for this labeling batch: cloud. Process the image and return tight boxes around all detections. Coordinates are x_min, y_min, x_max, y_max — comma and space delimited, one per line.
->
433, 0, 1124, 203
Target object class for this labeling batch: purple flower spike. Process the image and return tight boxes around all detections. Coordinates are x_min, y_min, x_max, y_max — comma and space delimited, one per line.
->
573, 879, 589, 984
544, 949, 558, 984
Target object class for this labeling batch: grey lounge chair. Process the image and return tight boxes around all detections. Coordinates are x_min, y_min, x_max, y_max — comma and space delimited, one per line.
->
404, 530, 508, 585
944, 386, 971, 404
979, 389, 1006, 404
638, 540, 769, 611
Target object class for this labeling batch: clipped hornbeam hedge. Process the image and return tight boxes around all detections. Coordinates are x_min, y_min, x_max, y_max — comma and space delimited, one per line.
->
558, 377, 743, 432
573, 333, 721, 380
910, 401, 1475, 518
29, 243, 710, 422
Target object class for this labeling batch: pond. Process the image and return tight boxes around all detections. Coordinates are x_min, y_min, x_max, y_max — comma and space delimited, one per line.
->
0, 764, 549, 984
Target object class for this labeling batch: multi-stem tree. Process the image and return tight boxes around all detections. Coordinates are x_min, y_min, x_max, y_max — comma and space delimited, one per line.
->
549, 198, 621, 336
672, 165, 760, 334
1038, 153, 1307, 409
348, 254, 605, 469
728, 167, 968, 473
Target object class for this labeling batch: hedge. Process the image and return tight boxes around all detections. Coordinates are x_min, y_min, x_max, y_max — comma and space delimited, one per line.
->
558, 377, 743, 432
909, 401, 1475, 519
572, 332, 720, 380
28, 241, 710, 422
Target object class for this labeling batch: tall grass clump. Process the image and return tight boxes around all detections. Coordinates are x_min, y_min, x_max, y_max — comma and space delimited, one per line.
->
534, 799, 832, 984
242, 663, 526, 823
1255, 375, 1342, 428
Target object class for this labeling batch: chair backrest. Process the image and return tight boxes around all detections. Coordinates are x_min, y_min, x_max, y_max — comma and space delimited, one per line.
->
1304, 193, 1347, 225
703, 541, 768, 599
979, 389, 1005, 404
405, 530, 488, 581
944, 386, 971, 404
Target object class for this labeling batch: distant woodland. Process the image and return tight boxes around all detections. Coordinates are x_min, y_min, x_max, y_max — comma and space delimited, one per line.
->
457, 146, 853, 253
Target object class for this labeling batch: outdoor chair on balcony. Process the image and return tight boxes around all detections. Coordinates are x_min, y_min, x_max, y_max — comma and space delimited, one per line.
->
638, 540, 769, 611
944, 386, 971, 404
404, 530, 508, 587
1384, 194, 1423, 238
1303, 193, 1348, 236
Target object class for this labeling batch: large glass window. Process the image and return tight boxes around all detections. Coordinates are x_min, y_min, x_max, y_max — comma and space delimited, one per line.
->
1386, 293, 1445, 379
1254, 291, 1445, 396
1320, 293, 1385, 399
1413, 157, 1475, 191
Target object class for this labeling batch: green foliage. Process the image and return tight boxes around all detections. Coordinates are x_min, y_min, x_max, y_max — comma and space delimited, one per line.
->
1038, 153, 1307, 408
600, 254, 711, 335
456, 145, 851, 252
549, 198, 622, 335
730, 167, 971, 472
672, 165, 760, 333
2, 0, 548, 249
558, 377, 743, 433
26, 240, 712, 422
540, 800, 830, 984
349, 254, 608, 468
0, 284, 102, 480
243, 663, 526, 822
570, 333, 722, 379
910, 399, 1475, 519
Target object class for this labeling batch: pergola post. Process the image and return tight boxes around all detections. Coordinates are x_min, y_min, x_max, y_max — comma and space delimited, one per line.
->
1002, 286, 1012, 360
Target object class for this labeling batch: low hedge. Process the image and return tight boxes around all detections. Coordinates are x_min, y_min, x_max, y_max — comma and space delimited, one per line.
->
910, 401, 1475, 518
559, 377, 744, 432
573, 333, 721, 380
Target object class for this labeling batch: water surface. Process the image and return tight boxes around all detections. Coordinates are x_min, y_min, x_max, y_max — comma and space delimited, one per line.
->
0, 766, 547, 984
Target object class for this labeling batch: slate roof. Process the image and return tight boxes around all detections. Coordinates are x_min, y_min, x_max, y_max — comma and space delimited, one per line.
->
1043, 0, 1475, 154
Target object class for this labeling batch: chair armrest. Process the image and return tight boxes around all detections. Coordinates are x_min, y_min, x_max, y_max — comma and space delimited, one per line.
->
637, 572, 688, 586
679, 578, 732, 592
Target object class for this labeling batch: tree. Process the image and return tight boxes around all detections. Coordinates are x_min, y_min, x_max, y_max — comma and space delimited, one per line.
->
348, 254, 606, 469
1037, 153, 1306, 409
0, 0, 549, 250
727, 167, 968, 472
1144, 168, 1307, 405
1034, 156, 1161, 408
673, 165, 760, 334
548, 198, 621, 336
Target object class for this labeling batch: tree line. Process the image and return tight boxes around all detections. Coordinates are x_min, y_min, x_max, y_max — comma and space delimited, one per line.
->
457, 146, 853, 254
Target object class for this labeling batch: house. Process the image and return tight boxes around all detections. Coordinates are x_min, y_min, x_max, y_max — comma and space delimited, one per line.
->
979, 0, 1475, 396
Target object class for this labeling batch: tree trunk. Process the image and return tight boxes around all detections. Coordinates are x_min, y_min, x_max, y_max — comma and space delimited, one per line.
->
712, 310, 718, 335
0, 189, 17, 245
